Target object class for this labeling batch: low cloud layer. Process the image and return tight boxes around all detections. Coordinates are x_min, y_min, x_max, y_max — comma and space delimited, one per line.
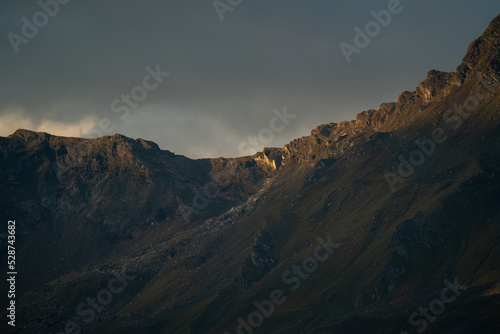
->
0, 109, 97, 138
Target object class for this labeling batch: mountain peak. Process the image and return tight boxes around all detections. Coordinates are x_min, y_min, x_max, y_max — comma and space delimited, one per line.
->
454, 14, 500, 84
9, 128, 48, 139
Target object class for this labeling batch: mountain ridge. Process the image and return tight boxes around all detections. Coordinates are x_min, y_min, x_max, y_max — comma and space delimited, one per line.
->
6, 13, 500, 167
0, 13, 499, 334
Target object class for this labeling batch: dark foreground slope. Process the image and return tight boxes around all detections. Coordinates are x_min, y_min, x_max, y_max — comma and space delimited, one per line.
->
1, 14, 499, 334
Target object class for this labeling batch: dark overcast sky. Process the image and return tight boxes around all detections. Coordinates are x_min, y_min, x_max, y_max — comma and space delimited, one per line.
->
1, 1, 499, 158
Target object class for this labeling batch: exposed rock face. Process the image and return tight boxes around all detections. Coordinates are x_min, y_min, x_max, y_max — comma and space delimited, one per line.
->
416, 70, 454, 102
236, 230, 278, 289
455, 14, 500, 84
253, 147, 284, 170
1, 14, 499, 334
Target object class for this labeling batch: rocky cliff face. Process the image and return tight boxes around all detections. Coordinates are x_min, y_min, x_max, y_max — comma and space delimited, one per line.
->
1, 14, 500, 334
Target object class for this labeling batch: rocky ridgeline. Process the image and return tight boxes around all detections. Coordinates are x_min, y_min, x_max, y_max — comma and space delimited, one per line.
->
257, 16, 500, 170
4, 12, 499, 183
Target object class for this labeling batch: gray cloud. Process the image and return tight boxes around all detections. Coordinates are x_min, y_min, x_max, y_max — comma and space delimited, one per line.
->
1, 0, 499, 158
